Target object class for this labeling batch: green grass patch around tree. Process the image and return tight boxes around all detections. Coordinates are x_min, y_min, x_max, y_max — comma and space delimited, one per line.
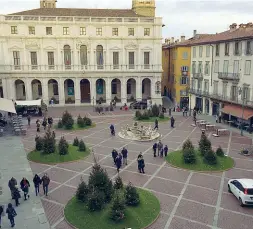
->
55, 122, 96, 130
64, 188, 160, 229
28, 145, 90, 164
166, 150, 234, 171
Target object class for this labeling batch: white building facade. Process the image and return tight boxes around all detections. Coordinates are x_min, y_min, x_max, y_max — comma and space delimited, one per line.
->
0, 0, 163, 106
190, 23, 253, 122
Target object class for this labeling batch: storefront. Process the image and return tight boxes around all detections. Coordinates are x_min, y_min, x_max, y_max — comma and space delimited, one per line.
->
212, 101, 220, 116
195, 97, 203, 112
205, 98, 209, 114
180, 97, 189, 109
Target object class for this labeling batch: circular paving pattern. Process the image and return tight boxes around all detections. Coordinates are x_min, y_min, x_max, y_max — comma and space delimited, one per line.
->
22, 107, 253, 229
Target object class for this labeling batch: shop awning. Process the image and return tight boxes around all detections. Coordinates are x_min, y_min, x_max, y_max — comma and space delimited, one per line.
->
15, 99, 42, 107
0, 98, 16, 113
222, 104, 253, 120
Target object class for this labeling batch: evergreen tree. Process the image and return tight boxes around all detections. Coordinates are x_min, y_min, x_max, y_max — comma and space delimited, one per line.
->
151, 104, 160, 117
79, 140, 86, 152
182, 139, 194, 152
58, 136, 69, 155
110, 194, 125, 222
43, 130, 56, 154
62, 111, 74, 129
84, 117, 92, 126
204, 149, 217, 165
114, 176, 124, 190
77, 115, 85, 128
76, 178, 89, 202
183, 147, 196, 164
87, 190, 105, 211
125, 182, 140, 206
35, 135, 44, 151
216, 146, 225, 157
73, 137, 79, 147
57, 119, 63, 128
199, 134, 212, 156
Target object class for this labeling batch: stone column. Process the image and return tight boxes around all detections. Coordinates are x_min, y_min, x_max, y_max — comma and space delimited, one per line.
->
202, 97, 206, 115
106, 78, 112, 105
7, 78, 14, 100
90, 78, 96, 106
209, 99, 213, 116
59, 78, 65, 106
151, 78, 156, 101
25, 78, 32, 100
42, 78, 49, 105
136, 77, 142, 101
75, 78, 81, 105
1, 78, 7, 99
121, 77, 127, 105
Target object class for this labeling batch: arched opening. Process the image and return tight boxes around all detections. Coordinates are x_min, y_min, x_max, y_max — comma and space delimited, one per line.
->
127, 78, 136, 102
142, 78, 151, 100
31, 79, 42, 100
64, 45, 71, 69
15, 79, 26, 100
0, 79, 3, 98
80, 45, 88, 69
96, 79, 106, 103
48, 79, 59, 104
80, 79, 90, 103
111, 78, 121, 102
96, 45, 104, 69
64, 79, 75, 104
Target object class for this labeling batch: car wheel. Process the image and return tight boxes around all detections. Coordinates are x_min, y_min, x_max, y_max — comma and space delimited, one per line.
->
239, 198, 244, 207
228, 185, 232, 193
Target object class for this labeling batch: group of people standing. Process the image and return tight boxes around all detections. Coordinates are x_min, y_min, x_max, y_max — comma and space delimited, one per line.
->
1, 174, 50, 228
35, 116, 53, 132
153, 140, 168, 157
112, 147, 128, 172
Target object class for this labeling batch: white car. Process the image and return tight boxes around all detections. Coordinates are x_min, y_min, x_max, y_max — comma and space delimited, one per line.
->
228, 179, 253, 206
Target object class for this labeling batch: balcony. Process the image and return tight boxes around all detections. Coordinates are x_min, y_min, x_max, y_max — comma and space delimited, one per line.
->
218, 72, 240, 81
0, 64, 162, 73
192, 73, 203, 79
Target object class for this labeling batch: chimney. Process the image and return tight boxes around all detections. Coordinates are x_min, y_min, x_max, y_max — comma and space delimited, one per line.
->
193, 30, 197, 37
229, 23, 237, 30
246, 22, 253, 29
239, 23, 246, 29
171, 37, 174, 43
181, 35, 185, 42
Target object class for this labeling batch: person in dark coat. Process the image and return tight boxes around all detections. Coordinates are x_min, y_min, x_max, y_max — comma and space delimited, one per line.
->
154, 119, 158, 130
33, 174, 41, 196
0, 205, 3, 228
160, 148, 164, 158
41, 173, 50, 196
115, 155, 122, 173
36, 119, 41, 132
42, 118, 47, 130
153, 142, 157, 157
112, 149, 118, 165
121, 147, 128, 165
137, 154, 145, 173
171, 116, 175, 128
12, 186, 21, 206
8, 177, 17, 198
6, 203, 17, 228
48, 117, 53, 129
27, 115, 31, 126
20, 178, 30, 200
164, 145, 168, 157
157, 140, 163, 156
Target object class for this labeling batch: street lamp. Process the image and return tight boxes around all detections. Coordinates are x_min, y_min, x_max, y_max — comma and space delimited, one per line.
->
238, 86, 245, 136
186, 86, 192, 116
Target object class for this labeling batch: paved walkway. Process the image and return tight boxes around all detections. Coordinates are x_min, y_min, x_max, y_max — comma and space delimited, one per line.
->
0, 137, 50, 229
21, 111, 253, 229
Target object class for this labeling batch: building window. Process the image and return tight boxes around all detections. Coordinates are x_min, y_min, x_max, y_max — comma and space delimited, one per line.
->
112, 79, 117, 94
225, 43, 229, 56
206, 45, 210, 57
112, 28, 118, 36
193, 47, 196, 58
181, 76, 188, 85
11, 26, 18, 34
129, 52, 135, 69
245, 60, 251, 75
13, 51, 20, 69
46, 27, 52, 35
198, 61, 202, 73
96, 28, 102, 36
214, 60, 219, 73
234, 41, 241, 55
199, 46, 203, 57
172, 50, 177, 59
53, 83, 58, 95
155, 81, 161, 94
29, 26, 35, 35
192, 61, 196, 74
204, 80, 209, 93
64, 45, 71, 69
128, 28, 134, 36
144, 28, 150, 36
233, 60, 239, 74
182, 52, 188, 60
80, 27, 86, 35
213, 81, 218, 95
204, 61, 210, 75
144, 52, 150, 69
80, 45, 88, 67
47, 52, 54, 69
246, 41, 252, 55
231, 85, 238, 101
127, 82, 131, 94
96, 45, 104, 69
38, 84, 42, 96
113, 52, 119, 69
30, 52, 38, 69
222, 82, 228, 98
242, 87, 249, 101
63, 27, 69, 35
223, 60, 229, 73
215, 44, 220, 56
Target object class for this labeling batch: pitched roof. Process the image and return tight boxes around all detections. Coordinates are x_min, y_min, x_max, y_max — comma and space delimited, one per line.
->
9, 8, 145, 17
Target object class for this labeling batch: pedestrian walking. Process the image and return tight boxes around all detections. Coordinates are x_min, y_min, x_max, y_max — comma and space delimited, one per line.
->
158, 140, 163, 156
112, 149, 118, 165
36, 119, 40, 132
182, 107, 185, 117
115, 155, 122, 173
137, 153, 145, 173
42, 118, 47, 130
164, 145, 168, 157
20, 178, 30, 201
0, 205, 3, 228
33, 174, 41, 196
8, 177, 17, 199
27, 115, 31, 126
153, 142, 157, 157
154, 119, 158, 130
121, 147, 128, 165
160, 148, 164, 158
12, 186, 21, 207
6, 203, 17, 228
171, 116, 175, 128
48, 117, 53, 129
41, 173, 50, 196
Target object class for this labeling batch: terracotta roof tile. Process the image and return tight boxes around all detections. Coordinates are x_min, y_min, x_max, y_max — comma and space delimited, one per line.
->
9, 8, 145, 17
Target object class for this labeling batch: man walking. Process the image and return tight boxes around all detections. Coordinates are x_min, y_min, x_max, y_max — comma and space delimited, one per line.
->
8, 177, 17, 199
41, 173, 50, 196
154, 119, 158, 130
164, 145, 168, 157
121, 147, 128, 165
171, 116, 175, 128
158, 140, 163, 156
137, 153, 145, 174
153, 142, 157, 157
27, 115, 31, 127
112, 149, 118, 165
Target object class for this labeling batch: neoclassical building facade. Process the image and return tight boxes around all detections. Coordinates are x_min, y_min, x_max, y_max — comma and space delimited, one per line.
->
0, 0, 163, 106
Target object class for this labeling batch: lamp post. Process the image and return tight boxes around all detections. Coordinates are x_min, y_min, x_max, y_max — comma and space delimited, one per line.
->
186, 86, 192, 116
238, 87, 245, 136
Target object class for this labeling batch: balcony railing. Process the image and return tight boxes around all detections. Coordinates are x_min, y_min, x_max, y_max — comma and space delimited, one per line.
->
218, 72, 240, 81
0, 64, 162, 72
192, 73, 203, 79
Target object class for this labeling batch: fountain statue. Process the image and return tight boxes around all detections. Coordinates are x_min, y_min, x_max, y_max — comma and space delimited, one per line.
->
118, 121, 161, 141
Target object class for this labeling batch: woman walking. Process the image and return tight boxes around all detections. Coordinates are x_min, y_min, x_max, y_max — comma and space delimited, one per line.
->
137, 154, 145, 174
6, 203, 17, 228
33, 174, 41, 196
12, 186, 21, 206
115, 155, 122, 173
20, 178, 30, 200
41, 174, 50, 196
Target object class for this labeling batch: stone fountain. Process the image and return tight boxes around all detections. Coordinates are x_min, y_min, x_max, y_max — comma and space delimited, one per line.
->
118, 121, 161, 141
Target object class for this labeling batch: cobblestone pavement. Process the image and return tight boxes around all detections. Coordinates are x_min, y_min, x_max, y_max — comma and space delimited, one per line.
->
22, 110, 253, 229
